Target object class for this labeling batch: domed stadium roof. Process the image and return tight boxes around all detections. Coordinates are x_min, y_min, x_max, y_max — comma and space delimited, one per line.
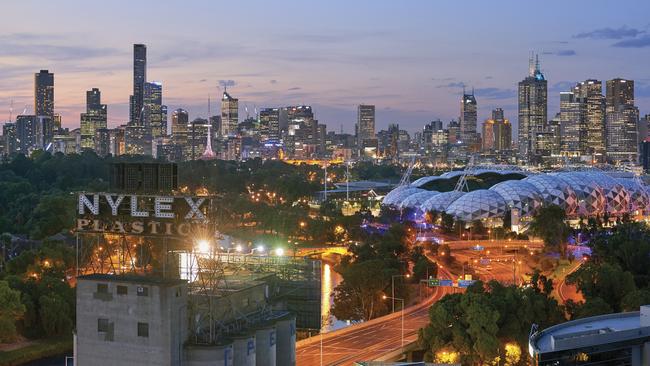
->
446, 189, 508, 222
523, 174, 578, 216
420, 191, 465, 213
489, 180, 542, 217
618, 179, 649, 213
411, 176, 445, 187
382, 187, 426, 206
554, 172, 606, 217
585, 172, 629, 215
398, 190, 440, 209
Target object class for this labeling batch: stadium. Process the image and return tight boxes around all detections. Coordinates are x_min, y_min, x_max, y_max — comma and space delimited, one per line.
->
382, 167, 649, 227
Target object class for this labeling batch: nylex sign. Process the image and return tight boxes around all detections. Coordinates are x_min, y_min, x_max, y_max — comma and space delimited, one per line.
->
75, 193, 210, 237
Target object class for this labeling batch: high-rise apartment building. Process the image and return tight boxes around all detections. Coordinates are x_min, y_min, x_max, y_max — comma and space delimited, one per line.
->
357, 104, 375, 145
80, 88, 107, 150
518, 55, 547, 160
460, 92, 477, 147
35, 70, 54, 119
129, 44, 147, 125
220, 89, 239, 136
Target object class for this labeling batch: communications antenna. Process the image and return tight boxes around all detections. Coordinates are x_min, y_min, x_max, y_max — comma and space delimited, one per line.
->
8, 99, 13, 122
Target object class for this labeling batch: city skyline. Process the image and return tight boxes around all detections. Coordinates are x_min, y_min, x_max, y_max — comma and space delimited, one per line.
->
1, 1, 650, 133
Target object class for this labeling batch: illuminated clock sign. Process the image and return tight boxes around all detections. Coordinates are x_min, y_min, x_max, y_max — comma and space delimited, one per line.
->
75, 193, 212, 237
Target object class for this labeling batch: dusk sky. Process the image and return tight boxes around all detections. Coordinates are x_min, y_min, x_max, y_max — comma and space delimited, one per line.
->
1, 0, 650, 133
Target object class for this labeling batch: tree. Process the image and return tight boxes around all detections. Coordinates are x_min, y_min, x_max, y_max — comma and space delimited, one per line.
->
528, 205, 571, 257
0, 280, 25, 342
331, 259, 394, 321
39, 293, 74, 337
567, 262, 636, 313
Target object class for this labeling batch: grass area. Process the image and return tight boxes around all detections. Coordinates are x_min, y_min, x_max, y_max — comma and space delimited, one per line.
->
0, 338, 72, 366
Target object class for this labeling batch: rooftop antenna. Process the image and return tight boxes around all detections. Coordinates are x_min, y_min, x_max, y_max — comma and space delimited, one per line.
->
208, 94, 211, 117
471, 86, 474, 95
535, 53, 541, 73
529, 52, 535, 76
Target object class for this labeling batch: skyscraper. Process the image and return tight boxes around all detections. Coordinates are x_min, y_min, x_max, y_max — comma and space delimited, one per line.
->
575, 79, 606, 162
606, 78, 638, 162
144, 81, 164, 139
559, 91, 585, 157
460, 91, 477, 147
259, 108, 280, 141
357, 104, 375, 145
518, 55, 547, 161
130, 44, 147, 125
34, 70, 54, 119
606, 78, 634, 110
220, 89, 238, 136
482, 108, 511, 152
80, 88, 107, 150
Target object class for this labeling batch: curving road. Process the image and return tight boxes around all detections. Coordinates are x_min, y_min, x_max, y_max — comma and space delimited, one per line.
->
296, 267, 455, 366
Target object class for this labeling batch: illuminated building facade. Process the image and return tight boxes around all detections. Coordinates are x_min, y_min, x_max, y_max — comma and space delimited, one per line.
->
220, 89, 239, 136
34, 69, 54, 119
80, 88, 107, 150
518, 55, 547, 161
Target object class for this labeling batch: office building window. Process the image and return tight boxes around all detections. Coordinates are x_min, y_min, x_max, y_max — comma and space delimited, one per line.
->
137, 322, 149, 337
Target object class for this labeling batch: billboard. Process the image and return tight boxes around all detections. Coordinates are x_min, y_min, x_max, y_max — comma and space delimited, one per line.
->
75, 193, 212, 237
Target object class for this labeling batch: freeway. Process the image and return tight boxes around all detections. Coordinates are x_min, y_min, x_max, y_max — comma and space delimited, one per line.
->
556, 261, 584, 303
296, 267, 456, 365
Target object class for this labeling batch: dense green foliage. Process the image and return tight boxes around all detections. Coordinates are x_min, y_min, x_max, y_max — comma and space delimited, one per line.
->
566, 222, 650, 318
0, 338, 72, 366
0, 281, 25, 342
528, 205, 571, 257
419, 273, 564, 365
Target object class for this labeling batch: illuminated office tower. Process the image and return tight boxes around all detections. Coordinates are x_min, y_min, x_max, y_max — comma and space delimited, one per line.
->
606, 78, 638, 162
460, 91, 477, 147
144, 81, 164, 139
482, 108, 511, 152
220, 89, 239, 136
575, 79, 606, 162
518, 55, 547, 161
35, 70, 54, 119
357, 104, 375, 145
559, 91, 585, 157
259, 108, 280, 141
80, 88, 107, 150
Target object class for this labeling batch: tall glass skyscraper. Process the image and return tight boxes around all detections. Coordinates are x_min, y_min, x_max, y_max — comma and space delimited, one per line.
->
517, 55, 547, 161
606, 78, 638, 162
130, 44, 147, 125
144, 81, 164, 139
34, 70, 54, 119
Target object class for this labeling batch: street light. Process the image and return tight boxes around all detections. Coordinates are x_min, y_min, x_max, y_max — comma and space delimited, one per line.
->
250, 245, 265, 255
391, 274, 410, 313
382, 295, 405, 347
196, 239, 211, 254
275, 248, 284, 256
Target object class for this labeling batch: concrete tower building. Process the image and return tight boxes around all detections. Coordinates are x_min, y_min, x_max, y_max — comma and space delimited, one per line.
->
575, 79, 606, 162
518, 54, 547, 161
